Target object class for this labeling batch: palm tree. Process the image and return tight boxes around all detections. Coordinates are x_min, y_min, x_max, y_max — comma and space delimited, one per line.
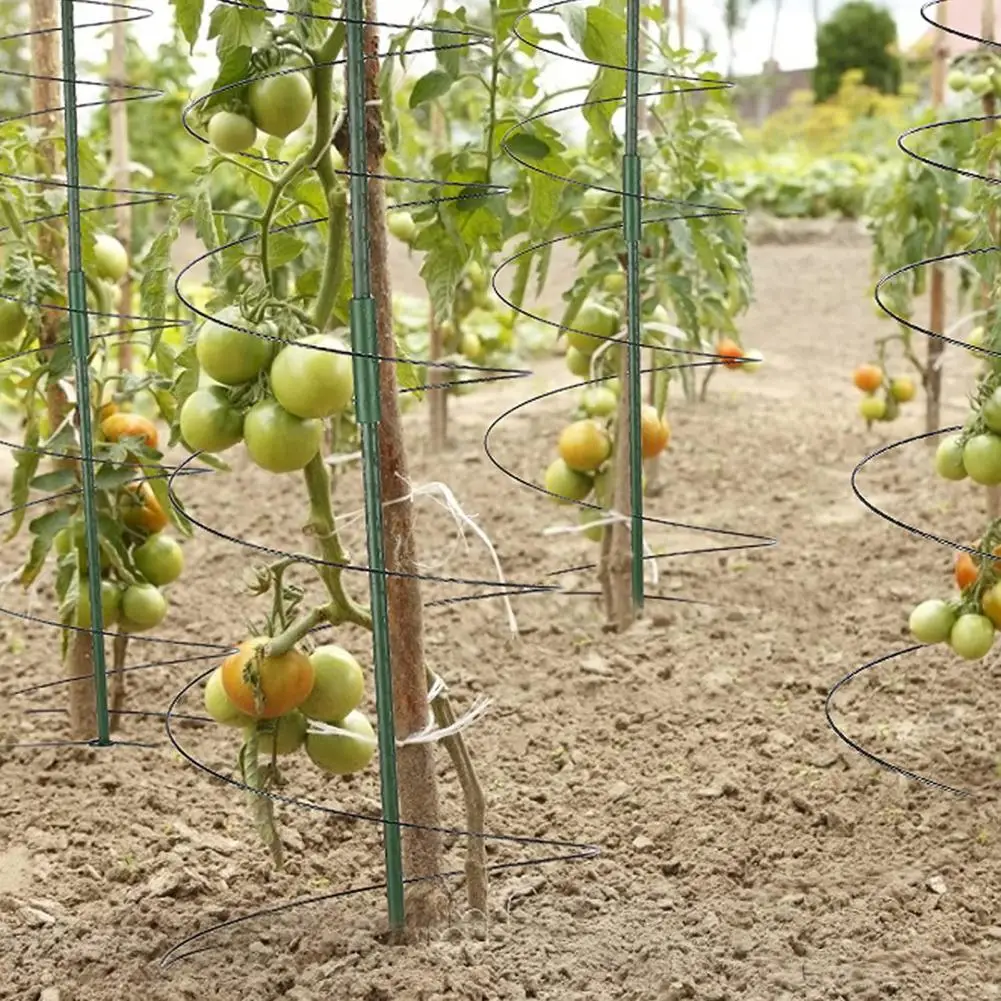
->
722, 0, 758, 78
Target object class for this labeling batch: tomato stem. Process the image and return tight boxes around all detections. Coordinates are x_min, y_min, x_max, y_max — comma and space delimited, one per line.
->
301, 452, 372, 630
265, 603, 329, 658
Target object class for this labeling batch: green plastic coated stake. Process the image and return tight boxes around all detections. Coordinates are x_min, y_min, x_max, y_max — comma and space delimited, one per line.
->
344, 0, 406, 934
60, 0, 110, 745
624, 0, 645, 611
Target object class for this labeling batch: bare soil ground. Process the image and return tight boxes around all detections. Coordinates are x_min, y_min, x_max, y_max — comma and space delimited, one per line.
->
3, 225, 1001, 1001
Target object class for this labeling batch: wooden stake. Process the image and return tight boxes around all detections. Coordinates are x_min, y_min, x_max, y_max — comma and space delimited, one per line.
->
981, 0, 1001, 518
109, 8, 132, 373
360, 0, 445, 932
31, 0, 97, 740
600, 344, 637, 631
926, 16, 947, 443
428, 89, 447, 452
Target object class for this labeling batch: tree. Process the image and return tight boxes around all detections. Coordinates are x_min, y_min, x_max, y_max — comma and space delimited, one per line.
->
814, 1, 901, 103
721, 0, 759, 78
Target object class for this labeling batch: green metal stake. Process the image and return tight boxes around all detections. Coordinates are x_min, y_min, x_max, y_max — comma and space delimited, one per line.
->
60, 0, 110, 744
623, 0, 645, 611
344, 0, 406, 933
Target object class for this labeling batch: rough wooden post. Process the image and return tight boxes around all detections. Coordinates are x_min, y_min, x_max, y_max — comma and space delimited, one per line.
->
925, 13, 947, 443
360, 0, 445, 932
31, 0, 98, 740
109, 8, 132, 373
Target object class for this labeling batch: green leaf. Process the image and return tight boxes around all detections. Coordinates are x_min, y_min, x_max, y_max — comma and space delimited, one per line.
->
30, 468, 77, 493
95, 464, 141, 491
268, 233, 306, 269
6, 419, 40, 541
507, 133, 550, 161
20, 508, 70, 588
409, 69, 454, 109
170, 0, 205, 51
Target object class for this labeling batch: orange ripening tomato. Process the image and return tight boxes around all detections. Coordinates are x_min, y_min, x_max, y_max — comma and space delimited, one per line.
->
640, 405, 670, 458
955, 552, 979, 591
853, 364, 883, 393
716, 338, 744, 369
101, 412, 158, 450
98, 401, 119, 422
221, 637, 315, 720
122, 482, 169, 535
981, 583, 1001, 628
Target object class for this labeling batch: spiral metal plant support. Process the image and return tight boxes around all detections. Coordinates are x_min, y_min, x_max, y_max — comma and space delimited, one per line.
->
0, 0, 777, 968
827, 0, 998, 798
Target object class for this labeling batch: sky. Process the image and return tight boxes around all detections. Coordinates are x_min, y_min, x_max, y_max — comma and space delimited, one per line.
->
134, 1, 935, 79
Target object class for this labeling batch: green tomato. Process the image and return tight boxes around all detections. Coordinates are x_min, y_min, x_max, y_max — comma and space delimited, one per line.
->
257, 711, 308, 756
947, 69, 969, 92
76, 579, 121, 628
543, 458, 593, 504
949, 613, 995, 661
568, 301, 619, 355
581, 387, 617, 418
970, 73, 992, 96
243, 398, 322, 473
94, 233, 128, 282
859, 396, 886, 421
57, 524, 111, 572
387, 211, 417, 243
133, 533, 184, 587
602, 272, 626, 294
0, 297, 26, 341
120, 583, 167, 632
968, 326, 985, 349
465, 260, 487, 291
461, 330, 484, 362
299, 645, 365, 722
269, 333, 354, 420
963, 433, 1001, 485
204, 668, 254, 727
565, 346, 592, 378
208, 111, 257, 154
249, 71, 313, 139
935, 435, 967, 481
305, 709, 376, 775
179, 385, 244, 453
579, 507, 605, 543
909, 599, 956, 645
740, 348, 764, 373
983, 387, 1001, 434
196, 306, 272, 386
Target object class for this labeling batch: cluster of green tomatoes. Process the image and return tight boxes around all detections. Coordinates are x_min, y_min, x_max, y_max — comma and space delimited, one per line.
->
852, 363, 916, 424
0, 232, 129, 348
202, 60, 316, 152
204, 639, 376, 776
909, 543, 1001, 662
934, 382, 1001, 487
947, 54, 1001, 99
180, 307, 354, 473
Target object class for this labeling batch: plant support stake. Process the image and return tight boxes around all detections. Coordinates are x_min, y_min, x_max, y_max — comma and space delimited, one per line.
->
624, 0, 645, 610
344, 0, 406, 933
60, 0, 110, 744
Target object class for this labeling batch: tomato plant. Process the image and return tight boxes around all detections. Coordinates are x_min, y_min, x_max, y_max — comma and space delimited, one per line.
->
525, 2, 755, 628
158, 0, 506, 912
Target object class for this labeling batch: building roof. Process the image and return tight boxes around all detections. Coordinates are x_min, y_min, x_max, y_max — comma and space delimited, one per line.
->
910, 0, 1001, 58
